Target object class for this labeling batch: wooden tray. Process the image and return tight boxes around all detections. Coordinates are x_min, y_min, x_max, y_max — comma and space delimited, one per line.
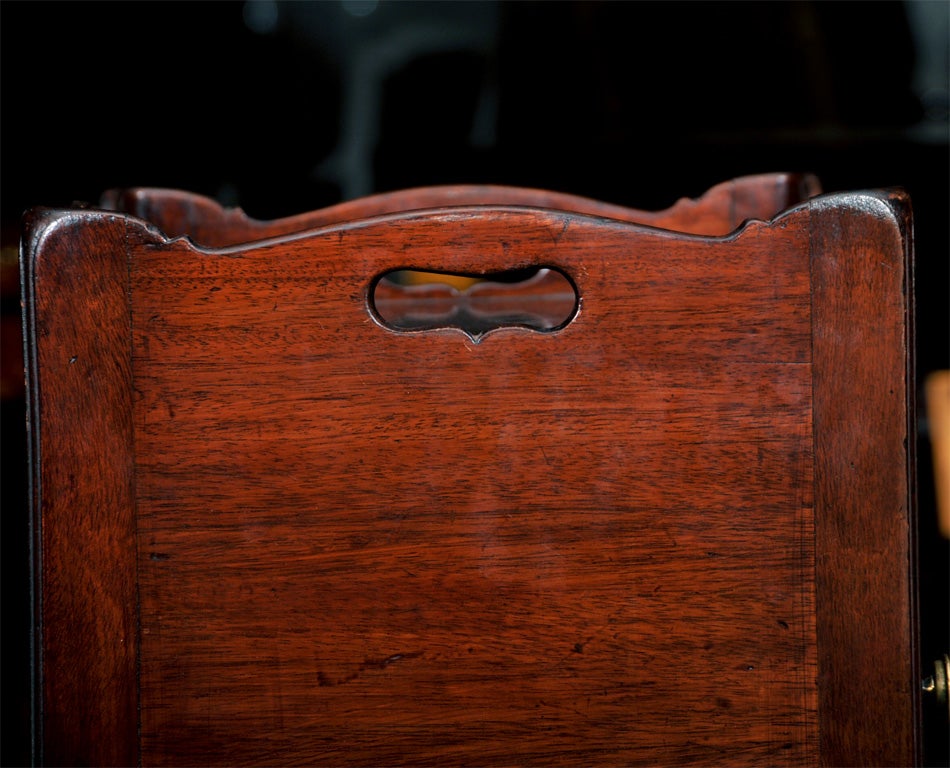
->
22, 173, 918, 766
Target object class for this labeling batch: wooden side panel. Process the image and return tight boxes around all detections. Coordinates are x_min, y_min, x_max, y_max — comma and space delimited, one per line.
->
26, 189, 918, 766
131, 210, 817, 765
810, 191, 919, 766
106, 172, 820, 247
22, 211, 159, 766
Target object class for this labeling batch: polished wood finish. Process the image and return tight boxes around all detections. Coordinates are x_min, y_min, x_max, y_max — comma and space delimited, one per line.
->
23, 177, 917, 766
22, 210, 164, 767
810, 191, 919, 765
102, 172, 821, 245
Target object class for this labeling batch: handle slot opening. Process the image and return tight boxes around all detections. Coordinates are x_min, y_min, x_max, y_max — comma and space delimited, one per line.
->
371, 267, 579, 341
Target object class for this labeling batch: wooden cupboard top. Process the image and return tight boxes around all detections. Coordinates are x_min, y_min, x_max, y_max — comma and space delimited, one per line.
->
22, 177, 918, 766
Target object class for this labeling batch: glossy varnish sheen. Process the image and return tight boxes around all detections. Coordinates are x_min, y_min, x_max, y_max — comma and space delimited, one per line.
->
104, 171, 821, 245
23, 178, 918, 766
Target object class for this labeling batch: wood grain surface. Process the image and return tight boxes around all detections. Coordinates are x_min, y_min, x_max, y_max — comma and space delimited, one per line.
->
810, 190, 919, 766
23, 210, 164, 767
22, 180, 917, 766
103, 172, 821, 246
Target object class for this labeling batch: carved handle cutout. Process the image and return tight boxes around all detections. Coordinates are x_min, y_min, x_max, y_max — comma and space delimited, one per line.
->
371, 267, 579, 341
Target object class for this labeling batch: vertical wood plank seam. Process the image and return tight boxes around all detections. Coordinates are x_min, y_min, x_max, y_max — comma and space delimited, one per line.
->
800, 413, 815, 765
125, 219, 144, 768
802, 203, 821, 763
808, 197, 830, 768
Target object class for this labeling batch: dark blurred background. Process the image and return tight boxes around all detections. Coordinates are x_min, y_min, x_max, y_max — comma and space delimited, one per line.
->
2, 1, 947, 764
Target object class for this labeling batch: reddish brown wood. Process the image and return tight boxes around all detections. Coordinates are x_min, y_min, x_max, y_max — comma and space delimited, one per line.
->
810, 190, 919, 766
22, 210, 164, 767
22, 178, 916, 767
130, 210, 815, 766
103, 172, 820, 246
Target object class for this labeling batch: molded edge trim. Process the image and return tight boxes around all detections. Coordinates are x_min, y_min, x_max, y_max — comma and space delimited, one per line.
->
102, 172, 822, 245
